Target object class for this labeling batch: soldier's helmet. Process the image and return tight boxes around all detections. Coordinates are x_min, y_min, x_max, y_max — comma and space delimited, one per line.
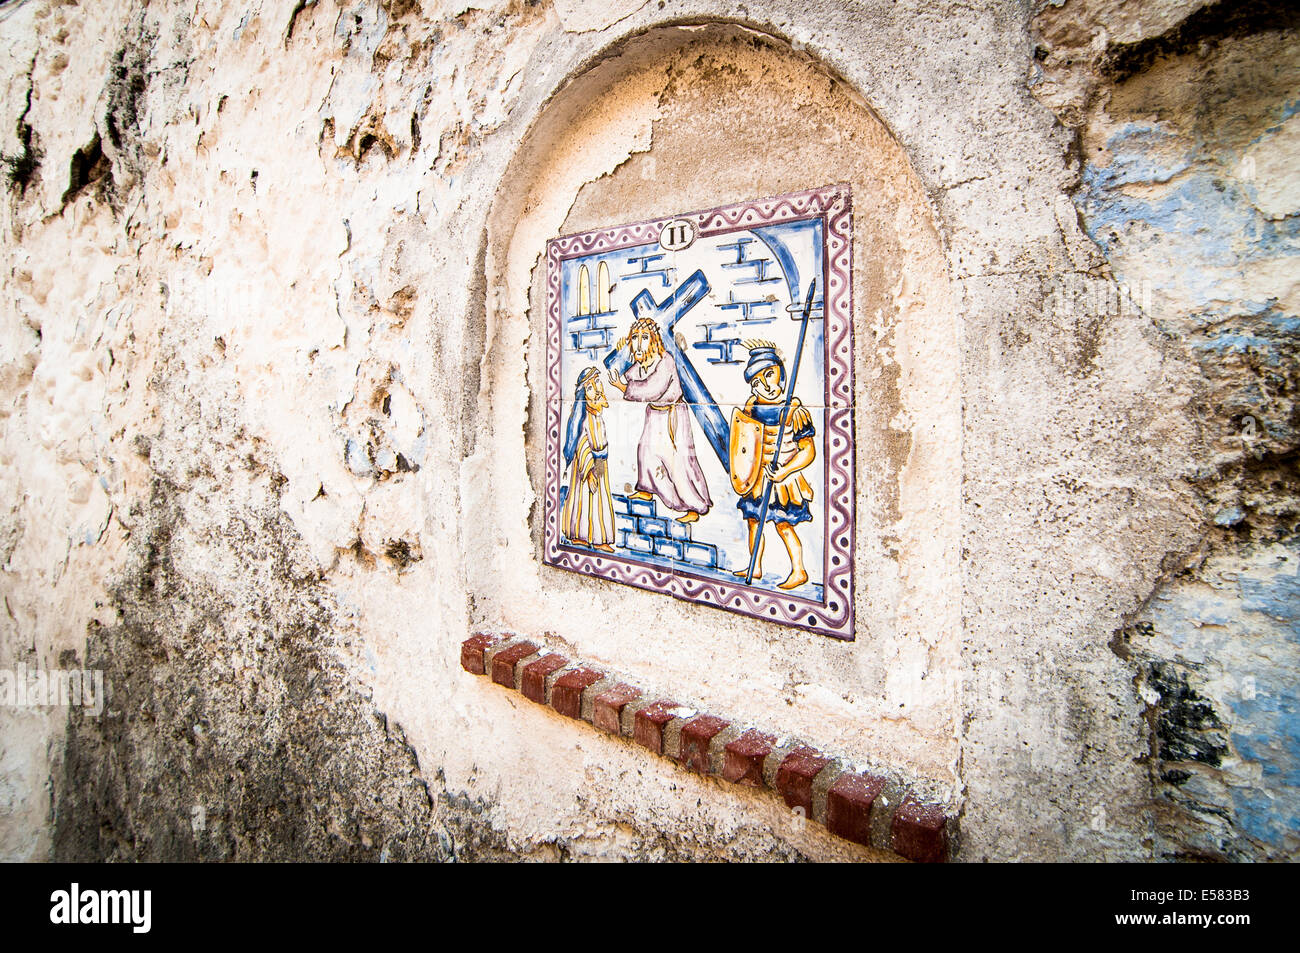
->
742, 340, 784, 387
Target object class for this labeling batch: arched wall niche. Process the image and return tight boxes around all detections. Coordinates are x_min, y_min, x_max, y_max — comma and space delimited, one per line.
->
472, 21, 961, 794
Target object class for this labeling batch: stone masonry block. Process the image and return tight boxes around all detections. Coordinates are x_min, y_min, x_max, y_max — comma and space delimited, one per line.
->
482, 639, 526, 685
634, 700, 680, 755
520, 653, 569, 704
628, 497, 656, 518
579, 675, 619, 723
460, 633, 501, 675
678, 715, 730, 773
775, 746, 831, 816
660, 707, 698, 760
638, 515, 669, 538
826, 772, 886, 847
810, 760, 844, 826
891, 796, 949, 863
652, 536, 684, 560
462, 635, 944, 860
620, 696, 654, 736
723, 730, 777, 786
490, 641, 539, 689
682, 541, 718, 568
593, 683, 642, 735
621, 530, 654, 554
551, 667, 604, 719
705, 723, 745, 775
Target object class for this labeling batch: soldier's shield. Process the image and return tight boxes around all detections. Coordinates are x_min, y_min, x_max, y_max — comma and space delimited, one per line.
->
729, 408, 765, 496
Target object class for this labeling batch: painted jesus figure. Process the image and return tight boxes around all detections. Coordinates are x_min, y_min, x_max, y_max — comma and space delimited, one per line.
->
606, 315, 712, 523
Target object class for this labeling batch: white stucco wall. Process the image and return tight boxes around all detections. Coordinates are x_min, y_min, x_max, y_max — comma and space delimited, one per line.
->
0, 0, 1293, 861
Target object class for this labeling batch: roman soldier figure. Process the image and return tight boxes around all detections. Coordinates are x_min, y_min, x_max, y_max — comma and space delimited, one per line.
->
729, 341, 816, 590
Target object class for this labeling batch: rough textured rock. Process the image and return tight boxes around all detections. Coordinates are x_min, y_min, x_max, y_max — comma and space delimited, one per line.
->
1031, 0, 1299, 862
0, 0, 1295, 862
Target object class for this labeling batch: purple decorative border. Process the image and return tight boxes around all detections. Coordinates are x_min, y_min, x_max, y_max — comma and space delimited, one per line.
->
542, 185, 855, 640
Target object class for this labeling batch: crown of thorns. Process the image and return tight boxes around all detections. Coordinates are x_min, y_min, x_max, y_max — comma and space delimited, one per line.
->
629, 316, 662, 336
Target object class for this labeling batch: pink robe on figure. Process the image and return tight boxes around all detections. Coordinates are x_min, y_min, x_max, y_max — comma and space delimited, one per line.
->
622, 355, 712, 515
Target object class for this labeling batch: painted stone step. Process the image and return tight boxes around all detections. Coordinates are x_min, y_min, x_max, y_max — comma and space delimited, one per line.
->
638, 515, 670, 538
681, 541, 718, 569
652, 536, 684, 560
627, 496, 657, 518
667, 518, 693, 541
612, 493, 658, 516
619, 529, 655, 554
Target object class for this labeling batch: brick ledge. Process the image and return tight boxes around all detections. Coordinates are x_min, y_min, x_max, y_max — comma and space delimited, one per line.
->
461, 632, 954, 862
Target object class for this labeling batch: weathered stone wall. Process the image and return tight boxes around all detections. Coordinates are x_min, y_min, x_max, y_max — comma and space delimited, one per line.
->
1031, 0, 1299, 862
0, 0, 1294, 862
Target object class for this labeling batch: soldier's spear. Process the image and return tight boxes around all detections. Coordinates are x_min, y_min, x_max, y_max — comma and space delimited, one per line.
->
745, 278, 818, 587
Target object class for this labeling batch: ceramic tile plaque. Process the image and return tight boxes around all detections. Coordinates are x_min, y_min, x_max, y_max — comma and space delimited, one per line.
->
543, 185, 854, 639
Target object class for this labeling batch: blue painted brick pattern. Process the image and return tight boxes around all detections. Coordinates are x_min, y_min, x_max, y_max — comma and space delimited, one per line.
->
628, 497, 657, 518
653, 537, 684, 559
619, 529, 654, 554
638, 516, 669, 538
611, 495, 719, 569
682, 541, 718, 569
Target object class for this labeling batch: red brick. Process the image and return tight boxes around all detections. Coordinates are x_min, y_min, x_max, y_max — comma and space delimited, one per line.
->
520, 654, 569, 704
775, 746, 831, 815
490, 641, 539, 688
551, 667, 604, 719
722, 730, 777, 786
678, 715, 730, 773
826, 772, 886, 847
592, 683, 641, 734
891, 796, 949, 863
633, 701, 681, 755
460, 633, 501, 675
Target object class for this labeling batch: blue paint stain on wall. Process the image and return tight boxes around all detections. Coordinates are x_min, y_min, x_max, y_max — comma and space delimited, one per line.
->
1076, 99, 1300, 467
1222, 542, 1300, 846
1077, 110, 1300, 324
1230, 686, 1300, 843
1134, 540, 1300, 855
1190, 307, 1300, 370
1239, 542, 1300, 637
1084, 122, 1195, 191
1080, 172, 1300, 272
1232, 788, 1294, 845
1073, 81, 1300, 858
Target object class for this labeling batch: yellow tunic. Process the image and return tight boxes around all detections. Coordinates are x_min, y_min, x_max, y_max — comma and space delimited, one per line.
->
562, 417, 616, 546
742, 396, 815, 510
